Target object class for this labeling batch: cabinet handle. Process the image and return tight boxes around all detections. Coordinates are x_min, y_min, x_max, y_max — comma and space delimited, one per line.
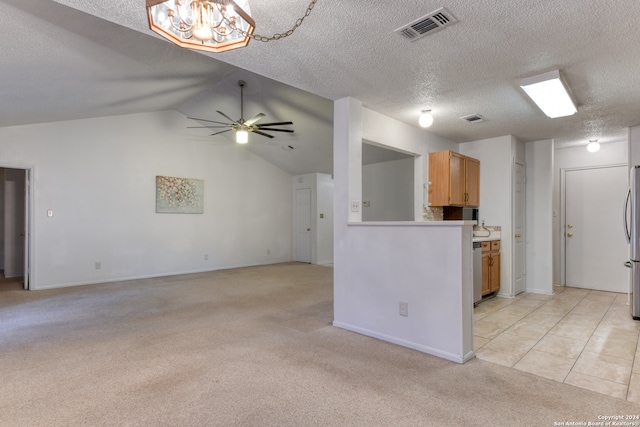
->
489, 257, 493, 267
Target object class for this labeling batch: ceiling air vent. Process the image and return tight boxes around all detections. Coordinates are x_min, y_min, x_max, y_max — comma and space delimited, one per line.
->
394, 7, 458, 41
461, 114, 487, 124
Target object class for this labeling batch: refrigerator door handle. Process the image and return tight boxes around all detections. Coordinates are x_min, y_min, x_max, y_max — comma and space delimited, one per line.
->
625, 187, 632, 243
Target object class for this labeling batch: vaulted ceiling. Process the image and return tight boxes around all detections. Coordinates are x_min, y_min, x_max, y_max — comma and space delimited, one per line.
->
3, 0, 640, 174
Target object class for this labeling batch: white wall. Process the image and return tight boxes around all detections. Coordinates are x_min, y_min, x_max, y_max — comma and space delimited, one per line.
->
526, 140, 554, 294
553, 140, 628, 284
0, 110, 293, 289
629, 125, 640, 167
460, 136, 522, 296
362, 158, 414, 221
334, 98, 474, 363
292, 173, 334, 265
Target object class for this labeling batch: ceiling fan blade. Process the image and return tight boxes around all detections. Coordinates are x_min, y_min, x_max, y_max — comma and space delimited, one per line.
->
256, 128, 294, 133
253, 130, 275, 139
217, 110, 239, 124
187, 125, 233, 129
256, 121, 293, 127
244, 113, 266, 126
187, 117, 231, 125
210, 129, 232, 136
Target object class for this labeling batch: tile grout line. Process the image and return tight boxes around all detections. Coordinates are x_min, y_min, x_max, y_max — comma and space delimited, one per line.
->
560, 291, 617, 387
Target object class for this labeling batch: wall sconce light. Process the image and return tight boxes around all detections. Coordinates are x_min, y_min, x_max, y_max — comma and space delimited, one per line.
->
419, 110, 434, 128
520, 70, 577, 118
586, 139, 600, 153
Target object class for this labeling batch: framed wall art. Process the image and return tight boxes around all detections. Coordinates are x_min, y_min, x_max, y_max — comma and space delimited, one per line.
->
155, 176, 204, 214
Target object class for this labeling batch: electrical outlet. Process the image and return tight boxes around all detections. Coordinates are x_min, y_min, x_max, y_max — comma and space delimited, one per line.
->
350, 200, 360, 212
399, 302, 408, 317
95, 262, 102, 270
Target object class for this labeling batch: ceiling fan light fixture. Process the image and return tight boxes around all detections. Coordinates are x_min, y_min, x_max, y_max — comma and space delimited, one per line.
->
419, 110, 433, 128
520, 69, 577, 118
187, 80, 294, 142
236, 129, 249, 144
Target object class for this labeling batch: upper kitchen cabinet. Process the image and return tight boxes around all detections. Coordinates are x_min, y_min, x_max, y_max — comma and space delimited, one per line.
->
428, 150, 480, 207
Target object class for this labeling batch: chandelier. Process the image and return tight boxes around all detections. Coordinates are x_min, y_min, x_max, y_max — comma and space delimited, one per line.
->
146, 0, 318, 53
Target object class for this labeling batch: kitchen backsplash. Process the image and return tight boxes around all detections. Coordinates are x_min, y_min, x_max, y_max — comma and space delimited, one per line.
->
423, 206, 443, 221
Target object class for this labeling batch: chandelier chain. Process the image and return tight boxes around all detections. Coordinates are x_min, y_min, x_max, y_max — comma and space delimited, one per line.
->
225, 0, 318, 42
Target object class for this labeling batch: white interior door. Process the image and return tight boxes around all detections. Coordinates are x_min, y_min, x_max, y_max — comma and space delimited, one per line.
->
565, 165, 629, 292
513, 162, 526, 295
294, 188, 312, 263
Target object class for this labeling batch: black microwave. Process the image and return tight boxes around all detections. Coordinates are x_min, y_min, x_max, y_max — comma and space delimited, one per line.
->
462, 208, 479, 221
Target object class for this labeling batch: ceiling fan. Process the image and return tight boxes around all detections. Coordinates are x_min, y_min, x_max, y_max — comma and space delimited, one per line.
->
188, 80, 294, 144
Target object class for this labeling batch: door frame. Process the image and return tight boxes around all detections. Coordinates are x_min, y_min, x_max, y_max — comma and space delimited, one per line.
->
512, 160, 526, 295
559, 163, 627, 287
1, 164, 34, 290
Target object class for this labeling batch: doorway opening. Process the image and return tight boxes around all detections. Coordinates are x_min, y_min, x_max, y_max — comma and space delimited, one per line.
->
0, 166, 32, 291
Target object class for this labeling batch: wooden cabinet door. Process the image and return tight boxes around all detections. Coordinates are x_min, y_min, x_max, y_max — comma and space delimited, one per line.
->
481, 251, 491, 295
465, 157, 480, 207
489, 252, 500, 293
449, 152, 465, 205
428, 150, 480, 207
428, 150, 451, 207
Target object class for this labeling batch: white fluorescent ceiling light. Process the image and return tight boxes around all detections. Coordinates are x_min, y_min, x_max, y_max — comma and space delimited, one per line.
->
520, 70, 577, 118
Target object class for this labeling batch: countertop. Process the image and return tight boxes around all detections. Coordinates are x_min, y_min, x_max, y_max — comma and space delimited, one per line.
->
472, 227, 501, 242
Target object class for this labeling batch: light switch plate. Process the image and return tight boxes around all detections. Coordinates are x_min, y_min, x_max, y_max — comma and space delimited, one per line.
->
47, 209, 53, 217
399, 302, 409, 317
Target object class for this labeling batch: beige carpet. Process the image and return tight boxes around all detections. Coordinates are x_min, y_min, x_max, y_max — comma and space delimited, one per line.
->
0, 263, 637, 426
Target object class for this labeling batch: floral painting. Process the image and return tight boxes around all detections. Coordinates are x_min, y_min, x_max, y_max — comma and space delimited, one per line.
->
155, 176, 204, 214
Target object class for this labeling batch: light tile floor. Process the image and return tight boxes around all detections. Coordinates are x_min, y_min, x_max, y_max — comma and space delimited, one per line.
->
474, 286, 640, 403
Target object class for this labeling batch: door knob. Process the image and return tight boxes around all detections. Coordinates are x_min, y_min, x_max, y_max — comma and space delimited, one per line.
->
567, 232, 573, 238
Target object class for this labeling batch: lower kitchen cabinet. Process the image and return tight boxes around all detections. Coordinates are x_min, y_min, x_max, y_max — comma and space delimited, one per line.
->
481, 240, 500, 296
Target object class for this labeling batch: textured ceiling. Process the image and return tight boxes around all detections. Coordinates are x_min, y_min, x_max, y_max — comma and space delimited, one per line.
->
3, 0, 640, 174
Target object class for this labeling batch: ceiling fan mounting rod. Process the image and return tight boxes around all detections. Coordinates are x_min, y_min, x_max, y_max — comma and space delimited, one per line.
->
238, 80, 246, 123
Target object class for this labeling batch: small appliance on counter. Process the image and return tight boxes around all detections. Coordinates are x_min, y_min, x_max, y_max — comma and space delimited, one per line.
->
442, 207, 478, 221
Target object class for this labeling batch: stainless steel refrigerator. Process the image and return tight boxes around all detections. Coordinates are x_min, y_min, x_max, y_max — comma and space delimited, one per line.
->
624, 165, 640, 320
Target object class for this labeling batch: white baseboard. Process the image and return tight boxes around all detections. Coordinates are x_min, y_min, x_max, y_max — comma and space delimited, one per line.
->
332, 321, 471, 364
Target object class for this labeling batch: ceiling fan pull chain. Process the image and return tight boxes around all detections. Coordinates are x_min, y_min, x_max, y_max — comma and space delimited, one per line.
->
225, 0, 317, 42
